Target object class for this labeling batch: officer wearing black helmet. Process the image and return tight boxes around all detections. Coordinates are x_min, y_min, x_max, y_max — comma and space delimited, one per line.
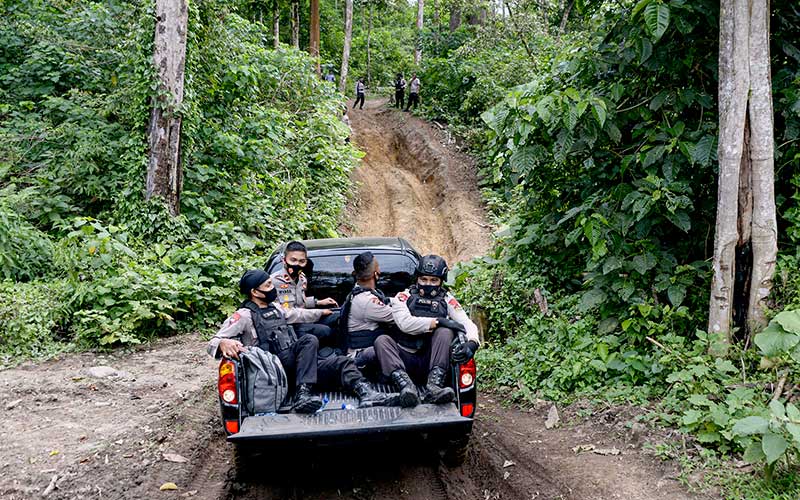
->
372, 255, 480, 408
207, 269, 400, 413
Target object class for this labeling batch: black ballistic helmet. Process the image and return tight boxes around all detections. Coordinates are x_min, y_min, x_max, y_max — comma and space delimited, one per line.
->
415, 255, 448, 282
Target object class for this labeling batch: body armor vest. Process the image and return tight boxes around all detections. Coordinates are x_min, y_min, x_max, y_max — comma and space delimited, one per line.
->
394, 285, 449, 350
242, 300, 297, 354
340, 285, 389, 350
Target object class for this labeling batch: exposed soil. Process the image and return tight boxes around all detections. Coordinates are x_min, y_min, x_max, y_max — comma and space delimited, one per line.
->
344, 99, 491, 264
0, 99, 713, 499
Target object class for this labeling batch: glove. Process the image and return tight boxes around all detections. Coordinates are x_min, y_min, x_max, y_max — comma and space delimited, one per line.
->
436, 318, 466, 332
451, 339, 478, 364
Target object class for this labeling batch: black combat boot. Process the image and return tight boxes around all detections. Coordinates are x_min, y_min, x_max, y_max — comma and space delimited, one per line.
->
352, 380, 402, 408
390, 370, 420, 408
293, 384, 323, 414
422, 366, 455, 404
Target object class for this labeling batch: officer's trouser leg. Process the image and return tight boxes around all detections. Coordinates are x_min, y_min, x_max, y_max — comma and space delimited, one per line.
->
295, 323, 332, 342
317, 354, 362, 390
429, 327, 454, 371
373, 335, 431, 384
279, 335, 319, 387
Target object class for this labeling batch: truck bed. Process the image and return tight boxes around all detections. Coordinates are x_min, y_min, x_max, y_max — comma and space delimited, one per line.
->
228, 387, 472, 443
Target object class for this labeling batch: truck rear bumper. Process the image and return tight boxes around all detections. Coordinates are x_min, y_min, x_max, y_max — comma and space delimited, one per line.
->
228, 403, 472, 444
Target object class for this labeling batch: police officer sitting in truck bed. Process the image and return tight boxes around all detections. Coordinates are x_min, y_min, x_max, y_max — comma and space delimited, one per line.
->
372, 255, 481, 408
270, 241, 340, 344
208, 270, 398, 413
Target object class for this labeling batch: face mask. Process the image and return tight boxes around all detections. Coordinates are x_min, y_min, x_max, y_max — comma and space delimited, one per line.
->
286, 263, 304, 277
419, 284, 441, 297
256, 288, 278, 304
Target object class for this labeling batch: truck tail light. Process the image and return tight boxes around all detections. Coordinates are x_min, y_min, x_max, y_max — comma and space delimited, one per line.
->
219, 359, 238, 405
460, 403, 475, 417
459, 359, 476, 389
225, 420, 239, 434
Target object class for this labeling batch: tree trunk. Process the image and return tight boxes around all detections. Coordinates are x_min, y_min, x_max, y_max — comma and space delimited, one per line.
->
291, 0, 300, 48
709, 0, 776, 350
557, 0, 574, 39
309, 0, 320, 75
147, 0, 188, 217
367, 1, 373, 87
339, 0, 353, 93
449, 0, 461, 32
415, 0, 424, 65
272, 0, 280, 48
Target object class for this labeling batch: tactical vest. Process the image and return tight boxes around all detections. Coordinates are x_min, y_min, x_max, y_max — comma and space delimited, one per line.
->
394, 285, 449, 350
339, 285, 389, 350
242, 301, 297, 354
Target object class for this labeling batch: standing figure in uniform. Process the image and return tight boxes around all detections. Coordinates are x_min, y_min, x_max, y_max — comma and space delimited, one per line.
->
353, 78, 366, 110
208, 270, 398, 413
374, 255, 480, 407
394, 73, 406, 109
404, 74, 421, 111
338, 252, 394, 366
270, 241, 340, 344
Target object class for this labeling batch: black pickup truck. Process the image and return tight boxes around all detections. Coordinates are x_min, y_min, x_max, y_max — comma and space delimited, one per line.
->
216, 237, 476, 465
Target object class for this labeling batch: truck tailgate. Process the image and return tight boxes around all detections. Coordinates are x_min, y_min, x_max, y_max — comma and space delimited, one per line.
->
228, 401, 472, 443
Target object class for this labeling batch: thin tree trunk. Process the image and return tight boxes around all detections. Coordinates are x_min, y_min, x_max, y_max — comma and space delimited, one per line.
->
367, 2, 373, 87
339, 0, 353, 93
147, 0, 188, 217
415, 0, 424, 65
309, 0, 320, 75
449, 0, 461, 32
291, 0, 300, 48
557, 0, 574, 39
502, 0, 534, 59
709, 0, 776, 349
746, 0, 777, 333
273, 0, 280, 48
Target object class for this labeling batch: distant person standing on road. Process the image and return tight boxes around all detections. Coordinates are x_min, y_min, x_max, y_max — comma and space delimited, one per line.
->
353, 78, 366, 110
404, 74, 420, 111
394, 73, 406, 109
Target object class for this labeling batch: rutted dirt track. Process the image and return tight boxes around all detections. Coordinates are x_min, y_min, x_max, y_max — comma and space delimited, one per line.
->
0, 99, 710, 499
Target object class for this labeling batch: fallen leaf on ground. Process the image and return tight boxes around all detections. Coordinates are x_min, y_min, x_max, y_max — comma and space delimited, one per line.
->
5, 399, 22, 410
592, 447, 620, 456
49, 450, 59, 456
160, 482, 178, 491
502, 460, 516, 468
163, 453, 189, 464
572, 444, 595, 453
503, 471, 510, 480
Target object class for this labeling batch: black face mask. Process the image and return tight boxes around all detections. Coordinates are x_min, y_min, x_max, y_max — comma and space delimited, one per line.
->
286, 263, 304, 278
419, 284, 442, 297
256, 288, 278, 304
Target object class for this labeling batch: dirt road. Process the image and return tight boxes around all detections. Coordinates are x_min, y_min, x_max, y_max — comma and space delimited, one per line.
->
0, 100, 710, 499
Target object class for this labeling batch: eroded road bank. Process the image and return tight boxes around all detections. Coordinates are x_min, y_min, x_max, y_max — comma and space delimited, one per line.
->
0, 99, 708, 500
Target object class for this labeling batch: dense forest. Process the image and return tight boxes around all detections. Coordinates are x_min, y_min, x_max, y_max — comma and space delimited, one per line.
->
2, 0, 800, 496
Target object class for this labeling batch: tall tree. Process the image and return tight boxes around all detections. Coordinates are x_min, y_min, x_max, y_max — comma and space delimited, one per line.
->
709, 0, 776, 349
449, 0, 461, 32
414, 0, 424, 64
147, 0, 188, 216
310, 0, 321, 74
272, 0, 280, 48
339, 0, 354, 93
291, 0, 300, 48
366, 0, 373, 86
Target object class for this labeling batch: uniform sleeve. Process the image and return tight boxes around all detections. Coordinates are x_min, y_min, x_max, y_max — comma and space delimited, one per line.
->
282, 306, 324, 324
390, 292, 434, 335
300, 274, 317, 308
207, 309, 250, 358
446, 294, 480, 346
363, 295, 395, 323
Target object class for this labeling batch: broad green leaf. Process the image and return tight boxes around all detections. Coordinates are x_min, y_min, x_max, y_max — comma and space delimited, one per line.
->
667, 285, 686, 307
773, 310, 800, 334
787, 422, 800, 444
580, 288, 607, 311
754, 323, 800, 357
681, 409, 702, 426
509, 147, 537, 173
769, 399, 786, 419
691, 135, 715, 166
591, 100, 607, 127
603, 256, 622, 275
644, 3, 670, 41
742, 440, 766, 463
714, 358, 737, 374
732, 416, 769, 436
787, 403, 800, 423
762, 432, 789, 464
631, 253, 657, 275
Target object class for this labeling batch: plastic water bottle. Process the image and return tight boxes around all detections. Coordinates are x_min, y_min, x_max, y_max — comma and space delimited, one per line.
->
341, 403, 355, 410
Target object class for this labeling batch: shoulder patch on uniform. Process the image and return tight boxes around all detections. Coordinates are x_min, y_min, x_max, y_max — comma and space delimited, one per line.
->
282, 302, 290, 309
231, 312, 241, 323
448, 298, 463, 310
370, 297, 385, 306
397, 292, 409, 302
280, 283, 290, 289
